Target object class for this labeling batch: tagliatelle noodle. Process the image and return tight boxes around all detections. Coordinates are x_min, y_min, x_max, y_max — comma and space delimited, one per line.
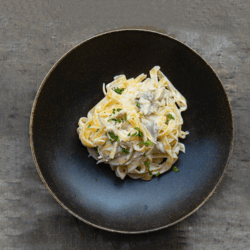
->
77, 66, 189, 180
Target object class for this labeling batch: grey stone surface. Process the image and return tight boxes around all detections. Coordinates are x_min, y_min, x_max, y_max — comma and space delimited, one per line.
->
0, 0, 249, 249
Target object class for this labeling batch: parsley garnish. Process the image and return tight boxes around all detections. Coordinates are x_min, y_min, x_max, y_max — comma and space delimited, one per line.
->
166, 113, 175, 124
117, 108, 122, 112
125, 115, 127, 122
167, 113, 175, 120
173, 166, 179, 172
131, 132, 137, 137
128, 133, 131, 136
96, 147, 99, 153
96, 129, 99, 132
140, 140, 153, 147
108, 118, 117, 123
87, 124, 91, 128
143, 153, 146, 157
95, 178, 98, 181
155, 172, 160, 177
108, 132, 119, 142
144, 162, 152, 175
116, 118, 122, 123
109, 139, 113, 144
134, 127, 143, 137
120, 148, 130, 155
113, 109, 115, 114
114, 87, 125, 95
136, 101, 140, 108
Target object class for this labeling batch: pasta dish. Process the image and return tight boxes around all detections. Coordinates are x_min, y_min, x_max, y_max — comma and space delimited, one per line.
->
77, 66, 189, 180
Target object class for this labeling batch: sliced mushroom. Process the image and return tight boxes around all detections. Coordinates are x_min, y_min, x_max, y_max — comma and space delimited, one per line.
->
148, 103, 158, 114
143, 120, 158, 141
87, 147, 99, 160
139, 98, 151, 115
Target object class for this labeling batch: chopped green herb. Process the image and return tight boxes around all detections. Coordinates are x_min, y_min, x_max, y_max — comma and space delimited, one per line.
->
96, 147, 99, 153
109, 139, 113, 144
167, 113, 175, 120
118, 127, 120, 129
108, 118, 117, 122
108, 132, 119, 142
155, 172, 160, 177
96, 129, 100, 132
117, 108, 122, 112
131, 132, 137, 137
127, 133, 131, 136
132, 118, 134, 119
138, 131, 143, 137
140, 113, 144, 116
113, 109, 115, 114
134, 127, 143, 137
114, 87, 125, 95
139, 140, 154, 147
87, 124, 91, 128
173, 166, 179, 173
120, 148, 130, 155
116, 118, 122, 123
143, 153, 146, 157
145, 140, 153, 146
95, 178, 98, 181
144, 161, 152, 174
135, 102, 140, 108
125, 115, 127, 122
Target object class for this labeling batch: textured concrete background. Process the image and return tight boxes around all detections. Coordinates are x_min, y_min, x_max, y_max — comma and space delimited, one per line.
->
0, 0, 249, 249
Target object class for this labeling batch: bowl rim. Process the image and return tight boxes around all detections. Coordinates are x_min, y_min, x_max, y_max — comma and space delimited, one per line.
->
29, 28, 234, 234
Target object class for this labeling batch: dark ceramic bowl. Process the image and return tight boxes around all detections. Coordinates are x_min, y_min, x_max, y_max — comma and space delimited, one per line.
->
30, 30, 234, 234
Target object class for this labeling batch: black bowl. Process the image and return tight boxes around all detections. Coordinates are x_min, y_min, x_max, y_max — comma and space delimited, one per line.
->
30, 30, 234, 233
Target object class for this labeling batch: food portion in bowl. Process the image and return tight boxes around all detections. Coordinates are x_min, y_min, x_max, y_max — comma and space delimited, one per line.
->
77, 66, 188, 180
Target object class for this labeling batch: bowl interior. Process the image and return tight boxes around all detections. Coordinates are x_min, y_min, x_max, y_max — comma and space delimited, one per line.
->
31, 30, 233, 233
